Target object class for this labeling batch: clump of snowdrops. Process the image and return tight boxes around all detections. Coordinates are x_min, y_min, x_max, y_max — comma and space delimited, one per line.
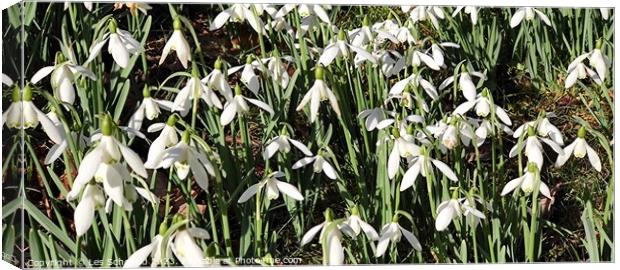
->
1, 3, 614, 267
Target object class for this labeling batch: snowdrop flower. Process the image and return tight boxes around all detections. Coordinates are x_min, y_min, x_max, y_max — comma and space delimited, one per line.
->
123, 231, 168, 267
394, 25, 416, 45
402, 6, 445, 29
210, 4, 265, 34
565, 39, 610, 88
263, 129, 312, 159
171, 224, 211, 267
555, 126, 602, 172
67, 115, 148, 211
513, 116, 564, 146
453, 88, 512, 126
150, 131, 215, 192
469, 117, 514, 147
341, 205, 379, 240
410, 48, 441, 71
172, 63, 223, 117
501, 162, 551, 199
276, 4, 332, 37
435, 198, 462, 231
348, 16, 375, 47
389, 73, 439, 101
296, 66, 341, 123
427, 42, 460, 68
452, 6, 479, 25
128, 85, 173, 132
220, 84, 274, 126
160, 17, 192, 69
375, 214, 422, 257
2, 73, 13, 87
358, 107, 396, 131
43, 110, 84, 164
292, 147, 338, 180
387, 126, 421, 179
426, 116, 475, 152
375, 50, 406, 78
227, 55, 261, 94
439, 65, 486, 101
64, 1, 92, 11
400, 146, 458, 191
262, 52, 295, 89
85, 18, 141, 68
113, 2, 152, 16
144, 115, 180, 168
31, 52, 96, 105
238, 171, 304, 203
73, 183, 105, 236
203, 58, 234, 101
600, 8, 610, 20
510, 7, 551, 28
318, 29, 377, 66
510, 124, 565, 169
301, 208, 344, 265
2, 84, 63, 145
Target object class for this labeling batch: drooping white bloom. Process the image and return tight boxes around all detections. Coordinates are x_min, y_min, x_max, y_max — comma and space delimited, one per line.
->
210, 4, 265, 34
67, 115, 149, 211
452, 6, 479, 25
123, 234, 168, 267
2, 73, 14, 87
375, 216, 422, 257
220, 84, 274, 126
389, 73, 439, 101
513, 116, 564, 146
439, 65, 486, 101
85, 19, 141, 68
128, 86, 173, 132
410, 48, 441, 71
203, 58, 234, 101
227, 56, 261, 95
386, 127, 420, 180
501, 162, 552, 199
426, 116, 476, 152
144, 115, 181, 169
400, 146, 458, 191
150, 131, 215, 192
510, 7, 551, 28
358, 107, 396, 131
160, 17, 192, 69
427, 42, 460, 68
31, 52, 96, 105
262, 53, 294, 89
296, 66, 341, 123
292, 148, 338, 180
564, 40, 610, 88
300, 208, 345, 266
435, 196, 487, 231
402, 6, 445, 29
555, 126, 602, 172
509, 123, 565, 169
374, 50, 406, 78
263, 132, 312, 159
73, 183, 105, 237
318, 30, 377, 66
2, 85, 62, 144
170, 227, 210, 267
453, 89, 512, 126
238, 171, 304, 203
341, 206, 379, 240
64, 1, 93, 11
600, 8, 610, 20
275, 4, 332, 37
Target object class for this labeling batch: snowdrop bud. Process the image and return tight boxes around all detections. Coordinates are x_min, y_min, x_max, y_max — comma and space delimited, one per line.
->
337, 29, 346, 41
234, 83, 242, 95
23, 84, 33, 101
181, 130, 191, 143
142, 85, 151, 98
101, 114, 113, 136
214, 57, 223, 70
324, 208, 335, 222
108, 18, 118, 33
577, 126, 586, 138
315, 65, 325, 80
363, 16, 370, 26
173, 17, 182, 31
351, 205, 360, 215
11, 85, 20, 102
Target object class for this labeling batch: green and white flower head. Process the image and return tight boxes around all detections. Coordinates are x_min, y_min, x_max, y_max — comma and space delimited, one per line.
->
426, 116, 475, 152
292, 147, 338, 180
160, 17, 192, 69
144, 114, 181, 169
513, 115, 564, 146
453, 88, 512, 127
501, 162, 552, 199
263, 128, 312, 159
172, 62, 223, 117
275, 4, 332, 37
220, 84, 274, 126
402, 6, 445, 29
31, 51, 96, 105
318, 29, 378, 66
342, 205, 379, 240
510, 7, 551, 28
210, 4, 265, 35
511, 118, 565, 168
389, 73, 439, 101
374, 50, 406, 78
600, 8, 610, 20
565, 39, 610, 88
435, 190, 488, 231
170, 225, 210, 267
128, 85, 173, 131
555, 126, 602, 172
123, 223, 169, 267
399, 145, 458, 191
387, 125, 420, 180
358, 106, 397, 131
73, 183, 105, 237
85, 18, 142, 68
301, 208, 345, 265
263, 51, 295, 89
296, 66, 342, 123
227, 55, 261, 95
375, 213, 422, 257
203, 57, 234, 101
2, 84, 62, 143
452, 6, 479, 25
439, 64, 486, 101
151, 130, 215, 192
237, 170, 304, 203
